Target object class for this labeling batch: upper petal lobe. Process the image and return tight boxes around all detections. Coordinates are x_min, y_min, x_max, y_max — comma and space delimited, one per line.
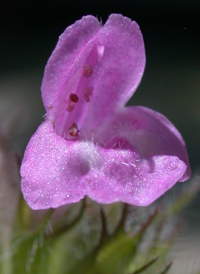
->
41, 15, 101, 117
41, 14, 146, 131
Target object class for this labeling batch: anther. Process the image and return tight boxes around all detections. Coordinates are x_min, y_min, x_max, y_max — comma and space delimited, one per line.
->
83, 86, 94, 102
66, 104, 75, 112
70, 93, 79, 103
68, 122, 79, 137
66, 93, 79, 112
82, 64, 93, 78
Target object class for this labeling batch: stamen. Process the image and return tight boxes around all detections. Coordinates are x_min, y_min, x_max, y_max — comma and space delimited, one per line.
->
56, 60, 95, 137
68, 122, 79, 137
66, 103, 75, 112
66, 93, 79, 112
83, 86, 94, 102
70, 93, 79, 103
82, 64, 93, 78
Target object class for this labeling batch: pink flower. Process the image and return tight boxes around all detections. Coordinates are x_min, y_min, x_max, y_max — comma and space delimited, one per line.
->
20, 14, 191, 210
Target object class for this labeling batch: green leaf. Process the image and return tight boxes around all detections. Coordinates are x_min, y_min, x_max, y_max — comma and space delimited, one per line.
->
47, 199, 102, 274
93, 209, 159, 274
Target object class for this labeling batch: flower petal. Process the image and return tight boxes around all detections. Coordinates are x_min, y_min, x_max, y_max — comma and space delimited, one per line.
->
96, 106, 190, 181
86, 145, 187, 206
20, 121, 89, 209
41, 15, 100, 117
85, 106, 190, 206
20, 106, 190, 209
85, 14, 146, 126
41, 14, 145, 135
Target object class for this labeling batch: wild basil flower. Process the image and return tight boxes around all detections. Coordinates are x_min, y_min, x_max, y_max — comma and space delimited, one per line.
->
20, 14, 191, 210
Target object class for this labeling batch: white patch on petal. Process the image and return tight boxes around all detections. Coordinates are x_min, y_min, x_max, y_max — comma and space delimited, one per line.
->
74, 141, 103, 170
97, 44, 105, 61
